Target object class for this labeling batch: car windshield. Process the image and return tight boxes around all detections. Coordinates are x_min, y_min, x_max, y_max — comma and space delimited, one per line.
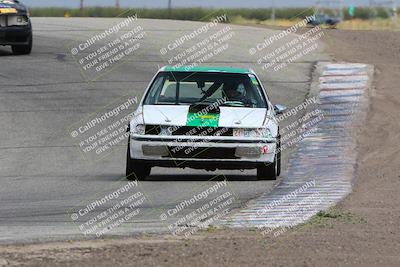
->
143, 71, 268, 108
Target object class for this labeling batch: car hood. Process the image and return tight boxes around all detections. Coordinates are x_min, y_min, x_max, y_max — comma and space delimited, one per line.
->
0, 0, 28, 15
142, 105, 269, 128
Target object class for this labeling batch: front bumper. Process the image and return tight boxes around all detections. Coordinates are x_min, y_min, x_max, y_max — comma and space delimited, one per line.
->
0, 25, 31, 45
130, 135, 277, 169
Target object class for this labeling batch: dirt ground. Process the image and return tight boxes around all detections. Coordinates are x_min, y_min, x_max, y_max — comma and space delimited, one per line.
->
1, 29, 399, 267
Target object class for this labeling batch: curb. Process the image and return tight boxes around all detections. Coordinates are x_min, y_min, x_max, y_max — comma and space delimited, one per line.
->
216, 62, 374, 228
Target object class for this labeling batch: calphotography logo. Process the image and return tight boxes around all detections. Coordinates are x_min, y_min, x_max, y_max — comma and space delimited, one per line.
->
1, 1, 385, 266
161, 14, 228, 54
70, 181, 148, 237
160, 14, 236, 71
158, 177, 238, 237
70, 14, 147, 81
249, 15, 326, 73
68, 96, 139, 162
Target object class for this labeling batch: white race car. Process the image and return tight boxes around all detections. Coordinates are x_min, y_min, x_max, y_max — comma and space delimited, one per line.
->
126, 66, 286, 180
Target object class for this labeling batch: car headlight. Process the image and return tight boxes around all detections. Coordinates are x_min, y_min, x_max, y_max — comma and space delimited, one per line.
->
233, 128, 273, 138
7, 15, 30, 26
131, 124, 145, 135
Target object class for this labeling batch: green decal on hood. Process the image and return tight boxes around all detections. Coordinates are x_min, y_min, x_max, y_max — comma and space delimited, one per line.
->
187, 112, 220, 128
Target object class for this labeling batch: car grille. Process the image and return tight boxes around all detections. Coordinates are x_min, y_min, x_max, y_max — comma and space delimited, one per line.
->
165, 147, 237, 159
145, 125, 233, 137
145, 125, 162, 135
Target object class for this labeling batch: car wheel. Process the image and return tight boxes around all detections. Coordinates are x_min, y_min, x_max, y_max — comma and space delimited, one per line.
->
126, 140, 151, 181
277, 135, 281, 177
257, 155, 277, 181
12, 34, 32, 55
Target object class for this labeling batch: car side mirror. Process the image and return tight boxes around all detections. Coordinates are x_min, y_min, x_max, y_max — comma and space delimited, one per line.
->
274, 104, 287, 115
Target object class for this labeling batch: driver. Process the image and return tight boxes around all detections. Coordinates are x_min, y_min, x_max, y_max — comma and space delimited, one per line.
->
223, 82, 244, 102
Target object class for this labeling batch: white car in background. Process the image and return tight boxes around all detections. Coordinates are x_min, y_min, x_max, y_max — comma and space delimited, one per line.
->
126, 66, 286, 180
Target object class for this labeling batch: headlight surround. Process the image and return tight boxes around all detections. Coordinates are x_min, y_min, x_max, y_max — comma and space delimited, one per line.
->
132, 124, 145, 135
233, 128, 273, 138
7, 15, 30, 26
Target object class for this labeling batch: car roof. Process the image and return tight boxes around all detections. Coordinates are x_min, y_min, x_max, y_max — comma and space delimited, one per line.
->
161, 66, 254, 74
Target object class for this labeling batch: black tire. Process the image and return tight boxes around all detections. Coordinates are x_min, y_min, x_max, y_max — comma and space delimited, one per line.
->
277, 135, 281, 177
126, 141, 151, 181
12, 34, 32, 55
257, 151, 278, 181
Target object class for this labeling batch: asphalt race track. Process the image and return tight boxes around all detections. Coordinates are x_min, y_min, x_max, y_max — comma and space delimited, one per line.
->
0, 18, 329, 243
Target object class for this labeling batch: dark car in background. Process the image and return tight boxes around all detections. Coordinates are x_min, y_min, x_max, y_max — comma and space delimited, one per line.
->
308, 14, 341, 28
0, 0, 32, 54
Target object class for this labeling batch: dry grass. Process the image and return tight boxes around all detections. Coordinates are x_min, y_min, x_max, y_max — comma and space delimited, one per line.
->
339, 18, 399, 30
231, 17, 400, 31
